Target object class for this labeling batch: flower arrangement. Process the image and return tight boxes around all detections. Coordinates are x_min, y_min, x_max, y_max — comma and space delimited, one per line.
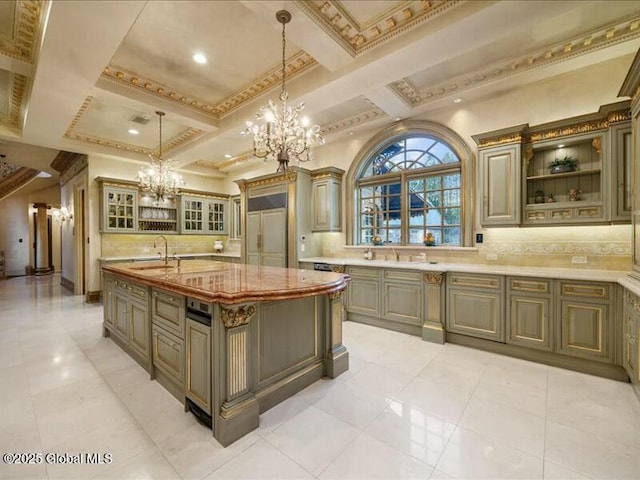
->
423, 232, 435, 246
372, 235, 383, 246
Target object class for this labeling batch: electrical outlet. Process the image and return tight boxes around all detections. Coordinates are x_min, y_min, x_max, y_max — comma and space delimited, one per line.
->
572, 255, 587, 264
486, 253, 498, 261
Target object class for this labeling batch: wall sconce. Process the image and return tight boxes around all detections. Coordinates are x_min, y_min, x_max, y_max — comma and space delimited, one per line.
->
59, 206, 73, 222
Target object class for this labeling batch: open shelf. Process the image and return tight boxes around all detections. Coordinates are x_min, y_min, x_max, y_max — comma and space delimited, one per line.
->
526, 169, 601, 181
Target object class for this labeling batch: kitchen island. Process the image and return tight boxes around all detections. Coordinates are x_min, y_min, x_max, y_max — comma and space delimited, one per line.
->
101, 260, 349, 446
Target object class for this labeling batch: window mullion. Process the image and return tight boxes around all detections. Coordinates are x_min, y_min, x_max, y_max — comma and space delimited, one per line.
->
400, 171, 407, 245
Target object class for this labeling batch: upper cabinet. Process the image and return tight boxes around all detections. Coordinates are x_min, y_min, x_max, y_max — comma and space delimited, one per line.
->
179, 193, 229, 235
619, 48, 640, 279
311, 167, 344, 232
473, 101, 631, 227
472, 126, 525, 226
97, 178, 228, 235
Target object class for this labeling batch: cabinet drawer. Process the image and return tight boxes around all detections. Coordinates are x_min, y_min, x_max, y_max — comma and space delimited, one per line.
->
448, 273, 502, 290
152, 325, 184, 385
384, 269, 422, 283
560, 281, 610, 300
152, 289, 185, 338
347, 266, 380, 279
509, 277, 551, 294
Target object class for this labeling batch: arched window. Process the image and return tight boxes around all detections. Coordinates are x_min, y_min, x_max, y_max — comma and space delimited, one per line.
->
348, 121, 472, 246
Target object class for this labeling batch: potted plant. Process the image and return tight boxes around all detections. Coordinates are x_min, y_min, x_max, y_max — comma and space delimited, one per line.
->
423, 232, 436, 246
534, 190, 545, 204
372, 235, 383, 246
549, 155, 578, 174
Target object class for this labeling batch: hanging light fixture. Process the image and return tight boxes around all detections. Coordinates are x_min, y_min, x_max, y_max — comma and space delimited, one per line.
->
245, 10, 324, 173
137, 111, 184, 201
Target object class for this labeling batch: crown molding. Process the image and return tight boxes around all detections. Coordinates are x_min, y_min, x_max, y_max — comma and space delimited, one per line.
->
294, 0, 461, 57
0, 73, 28, 129
0, 0, 44, 64
389, 13, 640, 107
0, 167, 39, 200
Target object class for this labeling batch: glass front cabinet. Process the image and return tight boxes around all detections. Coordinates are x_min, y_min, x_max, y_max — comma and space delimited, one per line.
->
179, 194, 229, 234
98, 179, 138, 233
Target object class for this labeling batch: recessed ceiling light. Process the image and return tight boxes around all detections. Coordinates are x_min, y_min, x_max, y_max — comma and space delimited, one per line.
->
558, 144, 565, 148
394, 117, 401, 121
348, 131, 354, 136
128, 128, 139, 135
224, 154, 232, 159
453, 98, 462, 103
193, 53, 207, 64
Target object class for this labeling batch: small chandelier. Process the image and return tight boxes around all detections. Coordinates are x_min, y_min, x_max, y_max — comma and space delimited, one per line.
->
137, 111, 184, 201
245, 10, 324, 173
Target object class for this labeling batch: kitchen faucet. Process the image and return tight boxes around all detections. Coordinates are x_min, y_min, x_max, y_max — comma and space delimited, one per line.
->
154, 235, 168, 265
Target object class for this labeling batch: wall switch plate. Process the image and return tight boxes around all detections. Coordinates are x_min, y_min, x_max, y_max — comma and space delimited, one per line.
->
300, 244, 305, 252
476, 233, 483, 244
572, 255, 587, 264
486, 253, 498, 261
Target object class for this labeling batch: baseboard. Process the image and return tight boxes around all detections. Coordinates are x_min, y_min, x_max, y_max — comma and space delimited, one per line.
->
86, 290, 101, 303
61, 276, 74, 292
347, 312, 421, 336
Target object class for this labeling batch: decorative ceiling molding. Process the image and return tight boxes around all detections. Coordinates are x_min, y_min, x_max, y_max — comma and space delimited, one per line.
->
0, 160, 21, 178
101, 51, 318, 120
50, 151, 88, 185
0, 166, 39, 200
389, 13, 640, 107
63, 96, 206, 156
294, 0, 461, 57
215, 152, 254, 171
319, 106, 387, 136
0, 0, 44, 64
0, 73, 29, 129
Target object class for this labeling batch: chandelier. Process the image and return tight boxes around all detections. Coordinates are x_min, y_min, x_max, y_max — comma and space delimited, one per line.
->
137, 111, 184, 201
245, 10, 324, 173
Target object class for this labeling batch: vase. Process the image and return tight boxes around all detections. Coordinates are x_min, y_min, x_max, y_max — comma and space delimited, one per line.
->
424, 241, 435, 246
550, 164, 575, 174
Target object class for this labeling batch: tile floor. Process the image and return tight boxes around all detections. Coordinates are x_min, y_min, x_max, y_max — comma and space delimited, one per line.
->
1, 274, 640, 479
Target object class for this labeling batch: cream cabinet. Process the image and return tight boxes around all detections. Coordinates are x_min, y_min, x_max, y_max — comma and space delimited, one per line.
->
151, 287, 186, 394
477, 144, 521, 226
99, 183, 137, 233
180, 194, 229, 235
446, 273, 504, 342
311, 167, 343, 232
506, 277, 553, 351
152, 325, 184, 385
556, 281, 614, 363
610, 121, 633, 222
623, 290, 640, 388
152, 288, 185, 337
247, 208, 287, 267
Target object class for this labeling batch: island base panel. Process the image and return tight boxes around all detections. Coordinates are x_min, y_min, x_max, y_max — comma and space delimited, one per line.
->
215, 396, 260, 447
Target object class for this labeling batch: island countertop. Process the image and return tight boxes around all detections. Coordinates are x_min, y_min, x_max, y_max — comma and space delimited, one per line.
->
102, 259, 349, 304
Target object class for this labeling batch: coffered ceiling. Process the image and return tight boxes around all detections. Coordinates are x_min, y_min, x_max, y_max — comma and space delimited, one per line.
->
0, 0, 639, 186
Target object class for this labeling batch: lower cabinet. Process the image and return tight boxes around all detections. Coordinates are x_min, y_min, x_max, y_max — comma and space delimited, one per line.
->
447, 273, 504, 342
186, 319, 211, 414
346, 266, 381, 317
152, 325, 185, 385
506, 277, 552, 351
623, 290, 640, 386
103, 274, 150, 364
382, 269, 423, 326
556, 281, 613, 363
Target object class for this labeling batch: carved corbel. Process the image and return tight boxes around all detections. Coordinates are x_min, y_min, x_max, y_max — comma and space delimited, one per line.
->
423, 273, 443, 285
220, 304, 257, 328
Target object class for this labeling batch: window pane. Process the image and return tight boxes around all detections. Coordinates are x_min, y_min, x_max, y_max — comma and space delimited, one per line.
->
386, 229, 401, 244
443, 173, 461, 188
429, 142, 458, 164
444, 208, 461, 225
444, 227, 460, 244
408, 179, 424, 191
426, 191, 440, 206
444, 189, 460, 207
428, 228, 442, 244
409, 228, 424, 244
409, 210, 425, 226
406, 137, 436, 152
360, 186, 375, 198
426, 208, 442, 226
426, 177, 441, 191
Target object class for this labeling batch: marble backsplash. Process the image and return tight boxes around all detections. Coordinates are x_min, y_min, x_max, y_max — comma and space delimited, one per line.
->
101, 234, 240, 258
316, 225, 632, 271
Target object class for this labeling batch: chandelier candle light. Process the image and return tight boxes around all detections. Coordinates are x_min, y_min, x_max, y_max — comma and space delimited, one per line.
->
246, 10, 324, 173
137, 111, 184, 201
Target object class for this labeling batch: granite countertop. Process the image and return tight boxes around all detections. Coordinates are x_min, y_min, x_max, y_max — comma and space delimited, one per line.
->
99, 252, 241, 262
102, 259, 348, 304
300, 256, 630, 283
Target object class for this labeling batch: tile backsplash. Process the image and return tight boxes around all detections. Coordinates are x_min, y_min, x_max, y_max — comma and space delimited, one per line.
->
316, 225, 632, 271
101, 234, 240, 258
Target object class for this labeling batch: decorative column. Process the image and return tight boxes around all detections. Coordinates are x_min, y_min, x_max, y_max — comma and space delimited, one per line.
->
326, 288, 349, 378
215, 303, 259, 447
423, 272, 446, 344
33, 203, 53, 276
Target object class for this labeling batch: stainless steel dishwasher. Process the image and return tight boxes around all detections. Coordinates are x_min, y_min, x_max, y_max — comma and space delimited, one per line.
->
185, 297, 213, 428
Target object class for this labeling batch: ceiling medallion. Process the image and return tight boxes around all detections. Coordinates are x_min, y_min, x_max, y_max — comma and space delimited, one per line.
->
137, 111, 185, 202
245, 10, 324, 173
